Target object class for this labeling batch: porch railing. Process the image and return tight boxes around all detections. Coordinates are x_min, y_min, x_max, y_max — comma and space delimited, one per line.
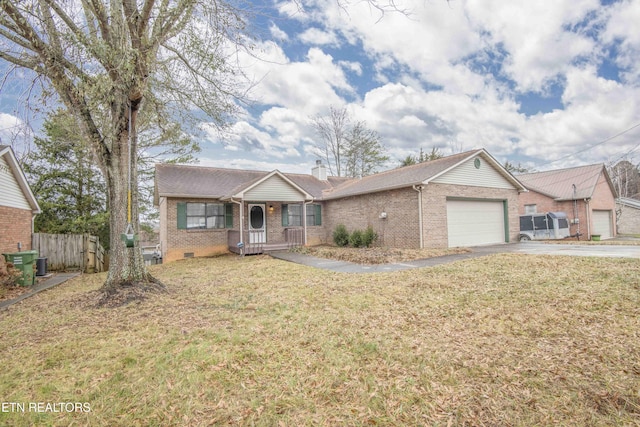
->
227, 228, 304, 254
284, 228, 304, 248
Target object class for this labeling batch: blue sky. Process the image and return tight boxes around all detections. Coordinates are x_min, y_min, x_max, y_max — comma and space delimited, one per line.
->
2, 0, 640, 176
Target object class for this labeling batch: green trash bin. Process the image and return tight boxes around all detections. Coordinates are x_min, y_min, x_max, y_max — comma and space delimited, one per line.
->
2, 250, 38, 286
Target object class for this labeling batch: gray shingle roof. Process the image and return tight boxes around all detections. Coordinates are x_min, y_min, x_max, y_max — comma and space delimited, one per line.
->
154, 148, 523, 203
155, 164, 267, 199
154, 163, 339, 201
516, 164, 611, 200
320, 149, 488, 200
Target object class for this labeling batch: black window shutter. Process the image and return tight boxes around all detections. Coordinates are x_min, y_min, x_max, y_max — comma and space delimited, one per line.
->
177, 202, 187, 229
282, 204, 288, 226
225, 204, 233, 228
315, 204, 322, 226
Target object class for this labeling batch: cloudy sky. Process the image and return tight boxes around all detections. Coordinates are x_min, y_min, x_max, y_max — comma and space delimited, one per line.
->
1, 0, 639, 176
201, 0, 640, 174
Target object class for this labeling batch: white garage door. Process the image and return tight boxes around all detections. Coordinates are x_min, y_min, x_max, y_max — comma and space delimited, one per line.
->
447, 200, 506, 247
592, 210, 613, 239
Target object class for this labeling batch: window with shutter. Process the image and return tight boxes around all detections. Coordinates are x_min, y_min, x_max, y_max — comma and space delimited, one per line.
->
225, 204, 233, 228
177, 202, 187, 229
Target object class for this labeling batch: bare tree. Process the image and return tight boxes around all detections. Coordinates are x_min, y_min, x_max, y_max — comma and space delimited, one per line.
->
311, 106, 350, 177
609, 159, 640, 229
0, 0, 246, 302
343, 121, 388, 178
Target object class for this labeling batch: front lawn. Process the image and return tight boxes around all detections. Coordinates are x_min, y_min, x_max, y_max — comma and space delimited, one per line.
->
1, 254, 639, 426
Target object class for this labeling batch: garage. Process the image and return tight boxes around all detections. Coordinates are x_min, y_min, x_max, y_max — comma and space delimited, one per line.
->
446, 199, 506, 247
592, 210, 613, 239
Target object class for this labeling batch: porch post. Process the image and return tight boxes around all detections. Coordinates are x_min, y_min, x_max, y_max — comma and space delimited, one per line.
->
302, 201, 307, 245
239, 199, 244, 245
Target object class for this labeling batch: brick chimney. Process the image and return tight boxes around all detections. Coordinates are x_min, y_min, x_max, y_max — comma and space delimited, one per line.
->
312, 159, 327, 181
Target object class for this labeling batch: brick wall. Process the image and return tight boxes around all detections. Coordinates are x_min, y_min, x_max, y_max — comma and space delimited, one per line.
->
0, 205, 32, 254
324, 184, 520, 249
162, 184, 521, 258
519, 190, 586, 237
519, 172, 616, 239
161, 199, 327, 262
324, 187, 421, 248
617, 204, 640, 234
162, 198, 235, 262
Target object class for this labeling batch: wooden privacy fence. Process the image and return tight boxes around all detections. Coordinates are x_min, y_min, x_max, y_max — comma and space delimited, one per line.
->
32, 233, 107, 273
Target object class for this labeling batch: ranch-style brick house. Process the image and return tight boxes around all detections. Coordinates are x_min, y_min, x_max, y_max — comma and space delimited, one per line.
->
154, 149, 528, 262
0, 145, 41, 254
516, 164, 617, 240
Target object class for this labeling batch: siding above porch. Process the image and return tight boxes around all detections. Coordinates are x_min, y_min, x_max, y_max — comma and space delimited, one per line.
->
237, 172, 312, 201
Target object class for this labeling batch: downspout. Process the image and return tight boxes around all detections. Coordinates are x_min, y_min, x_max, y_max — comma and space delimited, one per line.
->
412, 185, 424, 249
572, 184, 579, 240
585, 198, 591, 240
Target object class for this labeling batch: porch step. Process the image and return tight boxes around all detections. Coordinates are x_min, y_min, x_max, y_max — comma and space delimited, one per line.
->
229, 242, 300, 255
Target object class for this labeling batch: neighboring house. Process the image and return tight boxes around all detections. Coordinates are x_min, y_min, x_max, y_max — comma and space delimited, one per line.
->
154, 149, 527, 262
516, 164, 617, 240
0, 145, 41, 254
616, 197, 640, 235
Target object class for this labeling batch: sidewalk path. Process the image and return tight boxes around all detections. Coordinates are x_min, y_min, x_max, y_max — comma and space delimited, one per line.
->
270, 244, 517, 273
0, 272, 81, 310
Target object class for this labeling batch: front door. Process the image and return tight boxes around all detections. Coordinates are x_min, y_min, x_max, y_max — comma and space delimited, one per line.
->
248, 204, 266, 244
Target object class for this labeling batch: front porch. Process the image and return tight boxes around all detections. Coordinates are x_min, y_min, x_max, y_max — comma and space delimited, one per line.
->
227, 228, 304, 255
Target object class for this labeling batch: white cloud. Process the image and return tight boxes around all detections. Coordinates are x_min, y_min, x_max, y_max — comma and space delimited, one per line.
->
269, 23, 289, 42
602, 0, 640, 81
338, 60, 362, 76
0, 113, 34, 157
519, 66, 640, 166
197, 0, 640, 172
464, 0, 601, 93
298, 27, 340, 46
239, 42, 354, 115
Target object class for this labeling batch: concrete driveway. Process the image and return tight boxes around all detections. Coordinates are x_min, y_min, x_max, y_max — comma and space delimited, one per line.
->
512, 241, 640, 258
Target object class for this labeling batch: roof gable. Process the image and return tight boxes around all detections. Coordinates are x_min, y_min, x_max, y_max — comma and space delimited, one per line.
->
0, 145, 40, 213
155, 164, 322, 203
430, 151, 524, 190
323, 149, 526, 200
517, 164, 614, 201
232, 170, 312, 201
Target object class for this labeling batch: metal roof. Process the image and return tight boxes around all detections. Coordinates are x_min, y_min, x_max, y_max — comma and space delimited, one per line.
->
516, 164, 613, 201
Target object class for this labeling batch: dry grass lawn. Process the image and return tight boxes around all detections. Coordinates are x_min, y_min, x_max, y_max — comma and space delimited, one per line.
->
1, 253, 639, 426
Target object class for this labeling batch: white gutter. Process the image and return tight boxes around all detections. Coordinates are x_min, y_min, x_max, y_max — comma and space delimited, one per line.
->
412, 185, 424, 249
585, 198, 591, 239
